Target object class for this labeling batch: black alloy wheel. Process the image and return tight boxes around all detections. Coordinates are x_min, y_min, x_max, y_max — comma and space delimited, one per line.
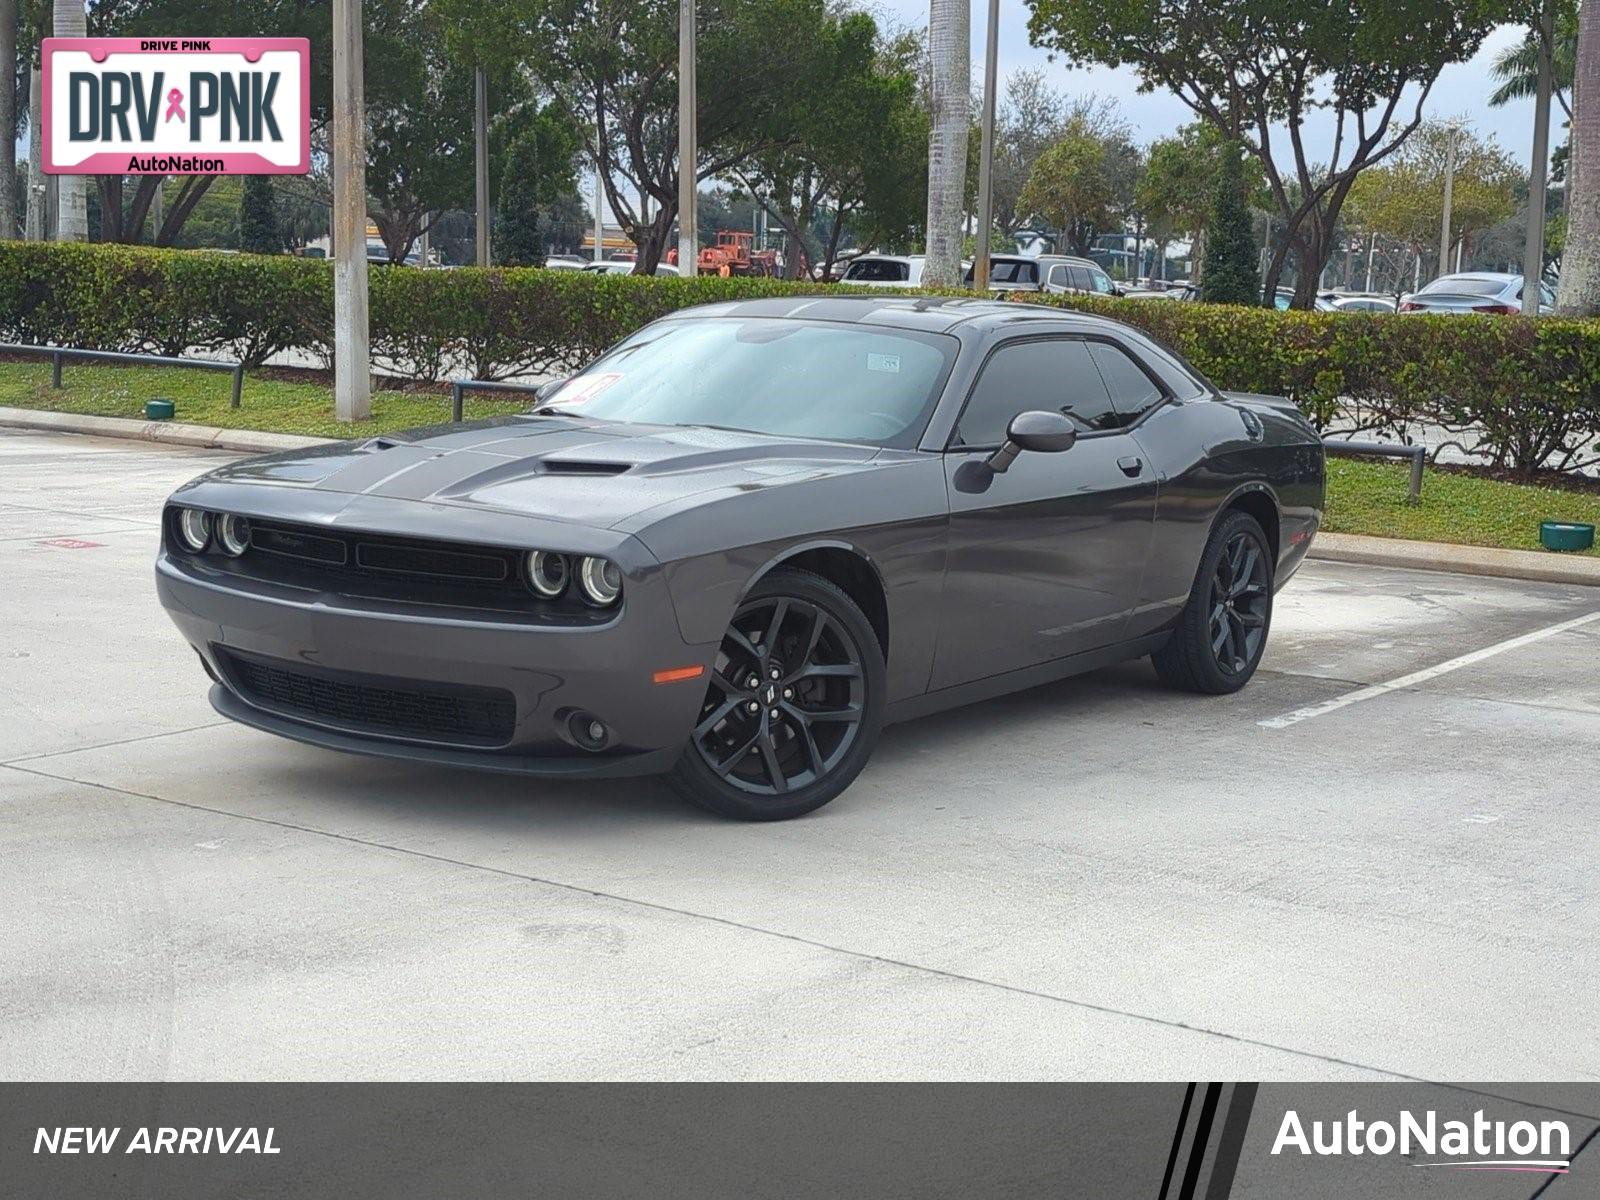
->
669, 568, 883, 820
1209, 529, 1271, 676
1152, 509, 1274, 695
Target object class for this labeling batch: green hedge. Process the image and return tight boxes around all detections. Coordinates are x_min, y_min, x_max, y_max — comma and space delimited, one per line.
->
3, 241, 1598, 476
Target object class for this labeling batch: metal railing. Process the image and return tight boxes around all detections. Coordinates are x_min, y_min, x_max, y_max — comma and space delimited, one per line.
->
0, 343, 246, 409
448, 377, 546, 421
1322, 437, 1426, 504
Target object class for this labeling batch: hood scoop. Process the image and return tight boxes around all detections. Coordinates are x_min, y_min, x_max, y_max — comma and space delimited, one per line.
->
357, 436, 407, 453
540, 460, 632, 477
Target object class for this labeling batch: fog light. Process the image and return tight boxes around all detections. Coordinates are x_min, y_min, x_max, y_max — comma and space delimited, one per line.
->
176, 507, 211, 552
568, 712, 610, 751
217, 514, 251, 557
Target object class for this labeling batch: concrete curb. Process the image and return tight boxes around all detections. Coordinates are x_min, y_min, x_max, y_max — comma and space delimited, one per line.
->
0, 406, 335, 453
6, 407, 1599, 589
1309, 531, 1600, 588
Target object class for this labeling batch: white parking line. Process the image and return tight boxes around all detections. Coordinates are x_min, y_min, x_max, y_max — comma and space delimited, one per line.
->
1259, 609, 1600, 729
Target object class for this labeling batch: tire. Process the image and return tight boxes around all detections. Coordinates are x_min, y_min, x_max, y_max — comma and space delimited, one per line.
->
668, 567, 885, 821
1152, 509, 1274, 695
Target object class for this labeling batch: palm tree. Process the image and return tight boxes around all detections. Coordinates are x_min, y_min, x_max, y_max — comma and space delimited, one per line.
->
1489, 16, 1575, 119
0, 0, 16, 238
52, 0, 87, 241
1558, 0, 1600, 313
922, 0, 968, 287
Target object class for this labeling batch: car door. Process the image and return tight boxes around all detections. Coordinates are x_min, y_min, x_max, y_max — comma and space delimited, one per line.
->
931, 336, 1159, 690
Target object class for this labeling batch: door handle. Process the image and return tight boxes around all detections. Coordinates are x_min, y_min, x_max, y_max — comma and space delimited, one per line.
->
1117, 455, 1143, 477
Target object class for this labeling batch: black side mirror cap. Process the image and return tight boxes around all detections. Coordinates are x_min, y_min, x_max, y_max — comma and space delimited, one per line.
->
987, 410, 1078, 473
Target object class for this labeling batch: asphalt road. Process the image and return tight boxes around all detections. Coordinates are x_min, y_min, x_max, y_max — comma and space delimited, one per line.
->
3, 430, 1598, 1082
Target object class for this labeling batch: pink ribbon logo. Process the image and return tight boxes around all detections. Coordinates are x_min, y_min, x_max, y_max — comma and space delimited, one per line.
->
164, 88, 185, 123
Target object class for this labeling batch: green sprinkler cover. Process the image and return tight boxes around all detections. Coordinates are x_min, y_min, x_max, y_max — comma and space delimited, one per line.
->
1540, 521, 1596, 552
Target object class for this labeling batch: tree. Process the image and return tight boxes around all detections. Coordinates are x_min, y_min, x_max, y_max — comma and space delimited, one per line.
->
732, 12, 923, 278
1026, 0, 1507, 307
238, 176, 280, 253
495, 105, 584, 267
923, 0, 968, 286
1017, 109, 1138, 255
1559, 0, 1600, 313
989, 69, 1064, 238
440, 0, 830, 274
0, 0, 16, 238
1199, 140, 1257, 303
1489, 1, 1576, 120
1345, 121, 1520, 269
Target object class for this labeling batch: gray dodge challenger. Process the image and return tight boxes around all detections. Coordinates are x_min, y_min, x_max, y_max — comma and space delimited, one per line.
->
157, 296, 1324, 820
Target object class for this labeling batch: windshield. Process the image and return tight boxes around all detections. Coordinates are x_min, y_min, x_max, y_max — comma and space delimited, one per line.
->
1422, 276, 1506, 296
543, 318, 956, 447
842, 259, 910, 282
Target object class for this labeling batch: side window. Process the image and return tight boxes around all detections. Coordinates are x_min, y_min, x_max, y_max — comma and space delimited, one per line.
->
953, 340, 1118, 447
1089, 269, 1116, 295
1048, 264, 1071, 288
1018, 262, 1039, 286
1068, 266, 1092, 291
1087, 342, 1165, 426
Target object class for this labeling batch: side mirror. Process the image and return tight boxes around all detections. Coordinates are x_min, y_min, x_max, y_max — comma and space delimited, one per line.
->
987, 410, 1078, 474
534, 377, 570, 403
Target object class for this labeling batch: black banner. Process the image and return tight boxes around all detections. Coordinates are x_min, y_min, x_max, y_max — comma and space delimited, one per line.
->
3, 1083, 1595, 1198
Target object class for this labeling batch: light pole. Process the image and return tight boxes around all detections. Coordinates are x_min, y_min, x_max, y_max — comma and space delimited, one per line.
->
677, 0, 698, 276
474, 67, 490, 267
1523, 0, 1555, 314
972, 0, 999, 289
332, 0, 371, 421
1437, 126, 1457, 281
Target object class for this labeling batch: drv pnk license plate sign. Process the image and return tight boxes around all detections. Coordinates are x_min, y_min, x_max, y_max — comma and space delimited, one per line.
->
42, 38, 310, 175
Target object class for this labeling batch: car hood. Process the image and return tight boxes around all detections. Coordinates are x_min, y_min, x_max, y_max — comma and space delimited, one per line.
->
201, 414, 885, 529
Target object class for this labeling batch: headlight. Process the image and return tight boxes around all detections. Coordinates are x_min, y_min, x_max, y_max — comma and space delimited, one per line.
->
576, 555, 622, 606
217, 514, 251, 557
175, 507, 211, 552
527, 550, 568, 597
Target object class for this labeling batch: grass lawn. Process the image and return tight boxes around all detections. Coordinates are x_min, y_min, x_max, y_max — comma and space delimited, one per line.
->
1, 360, 1595, 558
0, 359, 527, 438
1326, 457, 1600, 558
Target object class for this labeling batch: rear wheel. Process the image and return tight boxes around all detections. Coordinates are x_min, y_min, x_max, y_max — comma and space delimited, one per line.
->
668, 568, 884, 820
1152, 510, 1273, 694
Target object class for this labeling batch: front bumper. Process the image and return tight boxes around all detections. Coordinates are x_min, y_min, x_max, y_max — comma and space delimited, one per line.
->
156, 550, 718, 779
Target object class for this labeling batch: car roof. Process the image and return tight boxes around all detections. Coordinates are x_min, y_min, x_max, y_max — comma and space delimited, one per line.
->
846, 254, 923, 265
1434, 272, 1519, 283
658, 294, 1135, 336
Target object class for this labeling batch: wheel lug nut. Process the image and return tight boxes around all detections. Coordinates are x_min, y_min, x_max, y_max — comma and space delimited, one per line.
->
769, 708, 780, 719
782, 688, 793, 699
747, 675, 759, 688
770, 668, 781, 679
747, 701, 760, 713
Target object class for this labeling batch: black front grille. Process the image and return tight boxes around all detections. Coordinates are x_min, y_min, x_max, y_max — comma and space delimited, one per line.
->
219, 649, 517, 747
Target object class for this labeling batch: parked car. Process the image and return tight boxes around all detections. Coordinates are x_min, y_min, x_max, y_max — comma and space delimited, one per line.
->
542, 256, 588, 272
964, 254, 1121, 298
1328, 294, 1397, 314
1399, 272, 1553, 315
156, 296, 1324, 820
838, 254, 926, 287
582, 261, 680, 277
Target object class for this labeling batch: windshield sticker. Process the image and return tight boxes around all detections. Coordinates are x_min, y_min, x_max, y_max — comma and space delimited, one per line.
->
548, 372, 623, 407
867, 353, 901, 374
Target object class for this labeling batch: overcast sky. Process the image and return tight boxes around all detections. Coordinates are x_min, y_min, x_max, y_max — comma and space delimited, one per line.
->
587, 8, 1540, 231
869, 1, 1539, 161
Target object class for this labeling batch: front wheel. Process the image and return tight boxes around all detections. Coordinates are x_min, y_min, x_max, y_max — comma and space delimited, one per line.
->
667, 568, 885, 820
1152, 510, 1274, 694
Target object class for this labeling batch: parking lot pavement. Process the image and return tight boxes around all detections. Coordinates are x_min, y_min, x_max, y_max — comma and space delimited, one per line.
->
3, 429, 1599, 1083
